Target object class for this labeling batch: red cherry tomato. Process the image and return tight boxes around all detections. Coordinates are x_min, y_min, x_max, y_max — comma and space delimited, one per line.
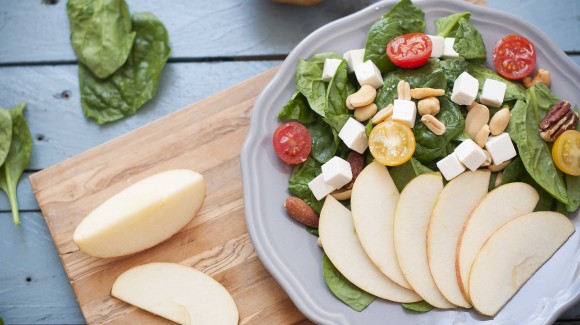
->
492, 34, 536, 80
272, 122, 312, 165
386, 33, 432, 69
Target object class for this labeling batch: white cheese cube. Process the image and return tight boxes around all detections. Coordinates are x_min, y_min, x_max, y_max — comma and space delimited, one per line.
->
480, 79, 507, 108
443, 37, 460, 58
485, 132, 517, 165
338, 118, 369, 154
355, 60, 384, 89
308, 174, 336, 201
322, 156, 353, 189
437, 153, 466, 181
454, 139, 487, 171
322, 59, 342, 82
343, 49, 365, 73
451, 71, 479, 106
428, 35, 444, 58
392, 99, 417, 128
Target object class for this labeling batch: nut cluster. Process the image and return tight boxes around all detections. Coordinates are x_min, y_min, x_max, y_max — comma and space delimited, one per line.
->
539, 100, 579, 142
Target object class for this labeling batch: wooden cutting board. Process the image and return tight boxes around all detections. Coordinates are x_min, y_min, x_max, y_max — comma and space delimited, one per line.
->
29, 67, 312, 325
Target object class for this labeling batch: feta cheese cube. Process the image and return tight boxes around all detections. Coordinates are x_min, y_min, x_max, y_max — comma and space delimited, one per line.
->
480, 79, 507, 108
392, 99, 417, 128
485, 132, 517, 165
322, 58, 342, 82
355, 60, 384, 89
451, 71, 479, 106
443, 37, 460, 58
437, 153, 466, 181
322, 156, 353, 189
338, 118, 369, 154
308, 174, 336, 201
428, 35, 444, 58
343, 49, 365, 73
454, 139, 488, 171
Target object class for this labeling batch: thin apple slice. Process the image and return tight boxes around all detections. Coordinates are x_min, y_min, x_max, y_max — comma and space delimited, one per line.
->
351, 161, 411, 289
427, 171, 490, 308
112, 262, 239, 325
394, 173, 455, 309
456, 182, 539, 301
319, 195, 421, 302
470, 212, 575, 316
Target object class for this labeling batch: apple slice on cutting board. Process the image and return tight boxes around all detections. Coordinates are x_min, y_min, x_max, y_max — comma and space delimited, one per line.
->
319, 195, 421, 302
112, 262, 239, 325
469, 212, 575, 316
456, 182, 539, 301
351, 161, 411, 289
394, 173, 455, 309
427, 170, 490, 308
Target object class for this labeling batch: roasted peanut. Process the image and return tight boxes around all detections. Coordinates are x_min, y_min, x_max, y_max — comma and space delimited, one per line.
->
465, 104, 490, 139
481, 149, 492, 167
523, 68, 551, 88
410, 87, 445, 99
488, 159, 512, 172
397, 80, 411, 101
495, 171, 503, 188
331, 189, 352, 201
417, 97, 440, 116
346, 95, 355, 110
467, 101, 479, 112
354, 103, 378, 122
421, 114, 446, 135
350, 85, 376, 107
489, 108, 510, 135
475, 125, 490, 148
372, 104, 394, 124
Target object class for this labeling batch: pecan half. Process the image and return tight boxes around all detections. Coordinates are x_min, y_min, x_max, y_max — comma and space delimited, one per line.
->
341, 151, 364, 190
539, 101, 579, 142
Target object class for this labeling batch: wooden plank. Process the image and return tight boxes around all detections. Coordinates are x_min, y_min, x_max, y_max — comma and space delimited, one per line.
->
0, 0, 578, 64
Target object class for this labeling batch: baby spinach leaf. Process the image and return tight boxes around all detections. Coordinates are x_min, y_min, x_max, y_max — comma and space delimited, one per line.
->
531, 83, 559, 114
295, 53, 342, 118
434, 12, 471, 37
288, 157, 324, 213
322, 253, 375, 312
308, 120, 339, 164
79, 12, 171, 124
440, 58, 470, 89
389, 158, 433, 192
565, 175, 580, 212
453, 18, 486, 62
67, 0, 136, 79
306, 227, 319, 236
501, 157, 526, 185
0, 103, 32, 226
324, 60, 354, 132
467, 64, 526, 102
277, 92, 317, 124
0, 109, 12, 167
402, 301, 434, 313
364, 0, 425, 72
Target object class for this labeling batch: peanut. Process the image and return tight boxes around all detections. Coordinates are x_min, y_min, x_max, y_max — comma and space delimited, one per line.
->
488, 159, 512, 172
331, 189, 352, 201
410, 87, 445, 99
317, 237, 322, 248
523, 69, 551, 88
417, 97, 440, 116
465, 104, 490, 139
474, 125, 490, 148
354, 103, 378, 122
467, 101, 479, 112
421, 114, 446, 135
372, 104, 394, 124
397, 80, 411, 101
346, 95, 355, 110
489, 107, 510, 135
350, 85, 376, 107
481, 149, 492, 167
495, 171, 503, 188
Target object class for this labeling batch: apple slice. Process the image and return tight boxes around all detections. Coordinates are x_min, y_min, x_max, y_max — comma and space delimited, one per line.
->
394, 173, 455, 309
456, 182, 539, 301
427, 171, 490, 308
351, 161, 411, 289
319, 195, 421, 302
470, 212, 575, 316
112, 262, 239, 325
74, 169, 205, 258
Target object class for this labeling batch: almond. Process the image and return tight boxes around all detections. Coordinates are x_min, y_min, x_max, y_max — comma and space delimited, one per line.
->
284, 196, 319, 227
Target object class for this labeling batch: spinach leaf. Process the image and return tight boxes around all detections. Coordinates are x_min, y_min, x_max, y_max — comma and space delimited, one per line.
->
310, 52, 342, 65
295, 53, 342, 118
453, 18, 486, 62
308, 120, 339, 164
79, 12, 171, 124
501, 157, 526, 185
435, 12, 471, 37
467, 64, 526, 102
0, 109, 12, 167
67, 0, 136, 79
389, 158, 433, 192
0, 103, 32, 226
322, 253, 375, 311
277, 92, 317, 124
440, 58, 470, 89
306, 227, 319, 237
288, 157, 324, 213
565, 175, 580, 212
532, 83, 559, 115
364, 0, 425, 72
324, 60, 354, 132
402, 301, 434, 313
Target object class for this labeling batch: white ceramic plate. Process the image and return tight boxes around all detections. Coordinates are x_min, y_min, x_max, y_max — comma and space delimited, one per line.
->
241, 1, 580, 324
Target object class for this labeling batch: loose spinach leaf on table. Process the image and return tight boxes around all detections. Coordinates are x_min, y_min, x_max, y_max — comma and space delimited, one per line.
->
389, 158, 433, 192
288, 157, 324, 213
308, 120, 339, 164
0, 103, 32, 226
402, 300, 434, 313
453, 18, 486, 62
79, 12, 171, 124
0, 109, 12, 167
434, 12, 471, 37
322, 253, 375, 312
296, 53, 341, 117
67, 0, 136, 79
277, 92, 317, 124
364, 0, 425, 72
324, 60, 354, 132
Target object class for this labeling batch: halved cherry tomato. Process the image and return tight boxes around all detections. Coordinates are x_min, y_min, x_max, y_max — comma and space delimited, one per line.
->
386, 33, 432, 69
273, 122, 312, 165
492, 34, 536, 80
369, 120, 416, 166
552, 130, 580, 176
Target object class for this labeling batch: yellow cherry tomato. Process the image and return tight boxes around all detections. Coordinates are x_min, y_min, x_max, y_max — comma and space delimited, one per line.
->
552, 130, 580, 176
369, 120, 416, 166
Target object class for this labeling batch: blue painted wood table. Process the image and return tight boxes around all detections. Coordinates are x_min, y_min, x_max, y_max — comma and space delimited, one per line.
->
0, 0, 579, 324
